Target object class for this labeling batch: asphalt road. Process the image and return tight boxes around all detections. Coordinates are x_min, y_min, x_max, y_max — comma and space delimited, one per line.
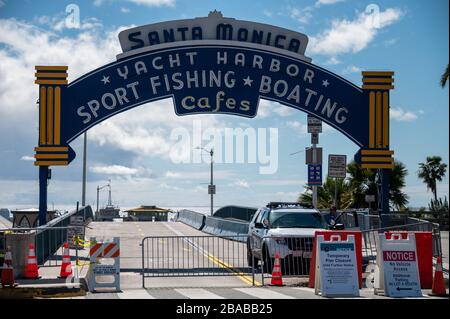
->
85, 221, 253, 289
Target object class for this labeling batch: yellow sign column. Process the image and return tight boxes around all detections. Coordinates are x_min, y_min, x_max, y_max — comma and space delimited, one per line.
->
360, 71, 395, 169
34, 66, 70, 166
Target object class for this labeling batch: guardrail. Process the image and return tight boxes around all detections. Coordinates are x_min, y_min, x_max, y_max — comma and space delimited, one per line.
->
176, 210, 206, 230
202, 217, 249, 242
1, 206, 92, 268
141, 235, 253, 288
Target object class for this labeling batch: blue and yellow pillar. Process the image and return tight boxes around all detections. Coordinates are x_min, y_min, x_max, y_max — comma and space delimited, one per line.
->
34, 66, 69, 225
357, 71, 395, 215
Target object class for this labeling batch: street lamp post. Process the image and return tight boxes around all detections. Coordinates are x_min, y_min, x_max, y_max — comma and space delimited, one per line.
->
196, 147, 215, 216
96, 180, 110, 219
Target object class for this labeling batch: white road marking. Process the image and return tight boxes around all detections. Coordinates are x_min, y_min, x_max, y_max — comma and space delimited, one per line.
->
174, 288, 225, 299
292, 287, 315, 293
118, 289, 155, 299
234, 288, 295, 299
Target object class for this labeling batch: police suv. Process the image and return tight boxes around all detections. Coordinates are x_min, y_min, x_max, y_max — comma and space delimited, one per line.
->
247, 202, 340, 274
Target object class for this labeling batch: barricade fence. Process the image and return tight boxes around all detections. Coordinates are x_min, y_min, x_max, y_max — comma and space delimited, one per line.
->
141, 235, 253, 288
360, 222, 442, 268
257, 236, 314, 285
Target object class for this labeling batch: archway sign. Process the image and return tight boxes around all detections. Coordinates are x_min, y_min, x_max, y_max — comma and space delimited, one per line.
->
34, 11, 395, 225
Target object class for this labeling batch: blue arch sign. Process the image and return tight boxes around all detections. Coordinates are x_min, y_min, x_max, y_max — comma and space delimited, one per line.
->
33, 11, 395, 225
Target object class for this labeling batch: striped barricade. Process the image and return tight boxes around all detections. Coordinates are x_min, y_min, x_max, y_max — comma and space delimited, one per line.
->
87, 237, 120, 292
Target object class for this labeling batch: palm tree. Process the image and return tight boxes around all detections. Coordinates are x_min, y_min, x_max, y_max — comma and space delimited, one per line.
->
418, 156, 448, 201
299, 161, 409, 210
298, 176, 350, 209
441, 64, 449, 88
345, 161, 409, 210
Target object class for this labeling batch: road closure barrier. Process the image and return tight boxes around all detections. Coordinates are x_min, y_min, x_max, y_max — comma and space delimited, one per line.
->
202, 216, 249, 242
309, 231, 363, 289
176, 210, 206, 230
86, 237, 120, 292
384, 231, 433, 289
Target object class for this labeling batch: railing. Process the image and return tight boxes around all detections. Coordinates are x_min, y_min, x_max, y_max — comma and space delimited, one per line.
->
141, 235, 253, 288
360, 222, 442, 268
256, 236, 314, 285
0, 206, 92, 266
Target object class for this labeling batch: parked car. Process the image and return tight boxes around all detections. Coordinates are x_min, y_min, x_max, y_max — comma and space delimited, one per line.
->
247, 202, 341, 275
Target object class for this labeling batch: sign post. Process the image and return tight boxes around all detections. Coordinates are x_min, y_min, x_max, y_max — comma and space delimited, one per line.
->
328, 155, 347, 208
314, 234, 360, 297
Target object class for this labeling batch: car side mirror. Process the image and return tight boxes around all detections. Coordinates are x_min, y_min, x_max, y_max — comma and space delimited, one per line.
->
254, 222, 264, 229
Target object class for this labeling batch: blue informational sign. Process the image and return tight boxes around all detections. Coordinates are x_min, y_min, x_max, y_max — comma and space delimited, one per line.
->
308, 164, 322, 185
61, 45, 366, 146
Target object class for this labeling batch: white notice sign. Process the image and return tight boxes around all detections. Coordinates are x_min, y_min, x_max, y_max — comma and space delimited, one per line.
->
317, 235, 359, 297
378, 233, 422, 297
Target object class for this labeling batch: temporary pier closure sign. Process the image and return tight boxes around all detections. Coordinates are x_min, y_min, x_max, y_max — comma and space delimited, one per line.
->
315, 235, 359, 297
33, 11, 396, 225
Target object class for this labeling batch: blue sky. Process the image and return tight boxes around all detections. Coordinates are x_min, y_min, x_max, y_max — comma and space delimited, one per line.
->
0, 0, 448, 212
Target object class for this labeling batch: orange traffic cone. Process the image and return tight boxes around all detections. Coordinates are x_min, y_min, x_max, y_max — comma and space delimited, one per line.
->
1, 247, 15, 287
24, 243, 40, 279
59, 242, 72, 278
431, 257, 447, 296
271, 252, 283, 286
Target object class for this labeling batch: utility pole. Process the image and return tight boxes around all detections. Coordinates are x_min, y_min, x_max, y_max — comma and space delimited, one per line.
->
312, 143, 318, 209
210, 148, 214, 216
96, 180, 110, 219
196, 147, 215, 216
82, 132, 87, 207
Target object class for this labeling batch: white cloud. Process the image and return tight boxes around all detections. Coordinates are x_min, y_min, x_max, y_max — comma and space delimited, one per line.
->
234, 180, 250, 188
0, 18, 126, 126
90, 165, 139, 175
120, 7, 131, 13
390, 108, 419, 122
128, 0, 175, 7
325, 57, 341, 65
341, 65, 362, 75
287, 120, 308, 134
20, 156, 35, 161
263, 10, 273, 17
36, 15, 103, 32
315, 0, 345, 7
165, 171, 181, 178
289, 6, 314, 25
308, 8, 403, 56
257, 99, 295, 118
159, 182, 180, 190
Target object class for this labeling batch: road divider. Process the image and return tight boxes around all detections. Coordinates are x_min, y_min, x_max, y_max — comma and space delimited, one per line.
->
176, 210, 206, 230
202, 217, 249, 242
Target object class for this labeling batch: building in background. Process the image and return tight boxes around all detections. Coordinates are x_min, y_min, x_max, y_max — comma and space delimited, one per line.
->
125, 206, 172, 222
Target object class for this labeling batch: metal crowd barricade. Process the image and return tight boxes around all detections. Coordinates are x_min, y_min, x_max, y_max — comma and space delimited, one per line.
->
360, 222, 442, 269
141, 235, 253, 288
258, 235, 314, 286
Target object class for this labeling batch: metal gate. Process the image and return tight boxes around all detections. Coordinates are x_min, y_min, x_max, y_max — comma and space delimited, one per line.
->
141, 235, 254, 288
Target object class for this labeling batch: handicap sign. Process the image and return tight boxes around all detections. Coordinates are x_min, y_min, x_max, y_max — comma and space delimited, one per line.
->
308, 164, 322, 185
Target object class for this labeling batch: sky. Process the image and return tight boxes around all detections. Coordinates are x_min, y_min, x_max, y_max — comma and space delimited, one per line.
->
0, 0, 448, 213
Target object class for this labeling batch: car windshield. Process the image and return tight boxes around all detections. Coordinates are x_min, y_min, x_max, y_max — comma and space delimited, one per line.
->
269, 211, 325, 228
